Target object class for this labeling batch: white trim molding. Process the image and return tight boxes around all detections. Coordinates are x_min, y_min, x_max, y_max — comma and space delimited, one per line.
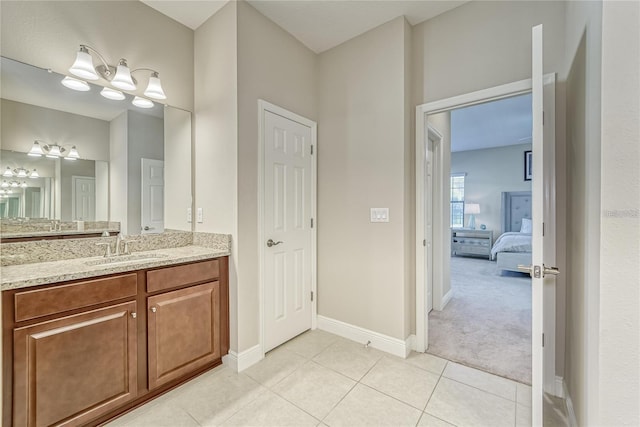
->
317, 315, 413, 358
563, 379, 578, 427
222, 344, 263, 372
439, 289, 453, 311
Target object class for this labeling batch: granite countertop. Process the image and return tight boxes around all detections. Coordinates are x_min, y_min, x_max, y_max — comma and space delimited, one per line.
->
1, 245, 230, 291
1, 229, 120, 239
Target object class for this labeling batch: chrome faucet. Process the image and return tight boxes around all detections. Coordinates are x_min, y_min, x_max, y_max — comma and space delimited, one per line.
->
115, 233, 131, 256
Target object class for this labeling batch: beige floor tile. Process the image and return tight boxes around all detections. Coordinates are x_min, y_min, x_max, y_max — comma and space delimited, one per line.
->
171, 367, 267, 425
425, 377, 516, 427
417, 413, 456, 427
272, 360, 356, 420
405, 352, 449, 375
516, 383, 532, 407
281, 329, 340, 359
243, 346, 307, 387
442, 362, 517, 401
221, 390, 319, 426
361, 356, 440, 410
324, 383, 422, 427
544, 394, 569, 427
312, 338, 383, 381
516, 403, 531, 427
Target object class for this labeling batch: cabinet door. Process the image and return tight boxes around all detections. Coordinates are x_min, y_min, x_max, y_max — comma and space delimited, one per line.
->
147, 281, 220, 389
13, 302, 138, 427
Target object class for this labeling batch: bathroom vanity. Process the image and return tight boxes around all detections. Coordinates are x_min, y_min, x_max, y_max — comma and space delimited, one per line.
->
1, 250, 229, 426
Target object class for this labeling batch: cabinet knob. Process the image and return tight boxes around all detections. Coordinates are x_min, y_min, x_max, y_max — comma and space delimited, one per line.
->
131, 312, 137, 319
150, 307, 157, 313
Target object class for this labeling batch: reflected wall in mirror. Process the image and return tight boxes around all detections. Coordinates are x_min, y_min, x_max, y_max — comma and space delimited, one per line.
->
0, 56, 192, 236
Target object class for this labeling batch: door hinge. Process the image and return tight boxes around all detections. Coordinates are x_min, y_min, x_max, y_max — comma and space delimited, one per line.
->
311, 291, 314, 302
542, 222, 545, 236
542, 333, 545, 347
423, 239, 426, 247
310, 218, 314, 228
543, 111, 545, 125
310, 145, 314, 155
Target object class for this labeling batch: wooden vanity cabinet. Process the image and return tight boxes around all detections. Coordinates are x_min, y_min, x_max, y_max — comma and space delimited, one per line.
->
13, 302, 138, 427
2, 256, 229, 427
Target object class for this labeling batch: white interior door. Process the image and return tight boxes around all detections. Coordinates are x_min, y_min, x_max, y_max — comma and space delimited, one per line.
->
72, 176, 95, 221
528, 24, 559, 424
263, 110, 313, 352
141, 158, 164, 235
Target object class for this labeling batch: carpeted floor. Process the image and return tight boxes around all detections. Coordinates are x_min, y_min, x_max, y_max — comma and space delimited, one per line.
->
427, 256, 532, 384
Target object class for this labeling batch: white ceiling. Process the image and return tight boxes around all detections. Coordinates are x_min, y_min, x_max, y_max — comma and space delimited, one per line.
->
141, 0, 468, 53
450, 93, 532, 152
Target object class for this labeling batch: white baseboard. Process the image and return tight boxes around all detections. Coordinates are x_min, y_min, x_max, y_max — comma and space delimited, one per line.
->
222, 344, 263, 372
439, 290, 453, 310
562, 379, 578, 427
317, 315, 412, 358
405, 334, 417, 355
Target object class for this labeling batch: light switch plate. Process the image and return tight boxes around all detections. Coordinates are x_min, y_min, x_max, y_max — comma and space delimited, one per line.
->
197, 207, 203, 223
370, 208, 389, 223
187, 208, 192, 223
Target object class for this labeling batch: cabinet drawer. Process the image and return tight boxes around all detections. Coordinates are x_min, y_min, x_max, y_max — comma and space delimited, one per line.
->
147, 259, 219, 293
14, 274, 137, 323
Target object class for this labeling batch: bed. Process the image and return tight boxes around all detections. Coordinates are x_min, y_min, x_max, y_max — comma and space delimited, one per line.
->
491, 191, 532, 273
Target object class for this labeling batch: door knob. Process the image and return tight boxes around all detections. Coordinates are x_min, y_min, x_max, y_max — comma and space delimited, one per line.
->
266, 239, 283, 247
543, 265, 560, 276
143, 226, 155, 231
150, 307, 157, 313
130, 312, 137, 319
518, 264, 560, 278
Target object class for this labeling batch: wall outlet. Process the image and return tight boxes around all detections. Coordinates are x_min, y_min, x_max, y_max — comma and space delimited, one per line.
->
197, 207, 203, 223
370, 208, 389, 223
187, 207, 192, 223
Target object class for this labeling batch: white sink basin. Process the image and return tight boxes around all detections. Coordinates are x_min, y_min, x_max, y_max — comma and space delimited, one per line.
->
85, 253, 169, 266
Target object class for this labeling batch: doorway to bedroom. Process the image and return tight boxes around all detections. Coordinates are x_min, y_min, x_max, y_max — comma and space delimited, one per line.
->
425, 94, 534, 385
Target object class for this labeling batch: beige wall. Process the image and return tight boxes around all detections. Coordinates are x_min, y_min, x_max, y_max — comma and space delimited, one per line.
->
194, 0, 239, 350
1, 99, 110, 161
236, 0, 317, 351
317, 17, 411, 340
451, 144, 533, 236
0, 1, 194, 111
109, 112, 128, 233
562, 1, 602, 425
412, 0, 566, 104
598, 1, 639, 424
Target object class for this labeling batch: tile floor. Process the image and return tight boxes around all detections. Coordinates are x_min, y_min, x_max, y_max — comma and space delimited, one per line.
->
107, 330, 568, 427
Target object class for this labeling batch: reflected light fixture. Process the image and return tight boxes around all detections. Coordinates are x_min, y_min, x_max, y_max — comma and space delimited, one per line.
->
3, 167, 13, 177
132, 96, 154, 109
67, 45, 167, 101
28, 140, 81, 160
1, 168, 40, 182
100, 87, 125, 100
61, 76, 90, 92
30, 169, 40, 179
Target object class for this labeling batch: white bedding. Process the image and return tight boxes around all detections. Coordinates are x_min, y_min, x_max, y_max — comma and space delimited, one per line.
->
491, 232, 532, 260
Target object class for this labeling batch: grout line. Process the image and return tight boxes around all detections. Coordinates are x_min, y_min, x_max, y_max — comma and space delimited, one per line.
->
423, 361, 447, 412
441, 376, 517, 403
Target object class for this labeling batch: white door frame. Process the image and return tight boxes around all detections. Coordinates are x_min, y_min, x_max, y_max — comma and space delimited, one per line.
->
258, 100, 318, 358
415, 74, 556, 378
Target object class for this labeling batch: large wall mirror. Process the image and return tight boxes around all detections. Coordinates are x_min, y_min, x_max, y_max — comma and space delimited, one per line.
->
0, 56, 192, 237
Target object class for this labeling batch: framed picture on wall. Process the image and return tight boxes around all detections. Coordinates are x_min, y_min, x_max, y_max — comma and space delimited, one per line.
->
524, 150, 532, 181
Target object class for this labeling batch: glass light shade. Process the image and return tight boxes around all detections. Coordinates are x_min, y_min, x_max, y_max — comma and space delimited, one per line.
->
1, 181, 8, 188
10, 181, 18, 188
29, 169, 40, 179
3, 167, 13, 177
69, 49, 99, 80
28, 141, 44, 157
132, 96, 154, 109
46, 145, 62, 158
16, 169, 27, 178
144, 74, 166, 100
61, 76, 90, 91
6, 189, 12, 194
20, 182, 28, 188
111, 60, 136, 90
100, 87, 125, 100
65, 146, 80, 160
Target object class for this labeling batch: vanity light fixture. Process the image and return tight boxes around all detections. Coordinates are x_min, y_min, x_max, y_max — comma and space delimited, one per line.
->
3, 167, 13, 177
1, 168, 39, 184
28, 140, 81, 160
68, 45, 167, 100
30, 169, 40, 179
61, 76, 90, 92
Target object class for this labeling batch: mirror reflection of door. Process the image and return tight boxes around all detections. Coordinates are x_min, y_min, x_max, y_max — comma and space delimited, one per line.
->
72, 176, 96, 221
141, 158, 164, 234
